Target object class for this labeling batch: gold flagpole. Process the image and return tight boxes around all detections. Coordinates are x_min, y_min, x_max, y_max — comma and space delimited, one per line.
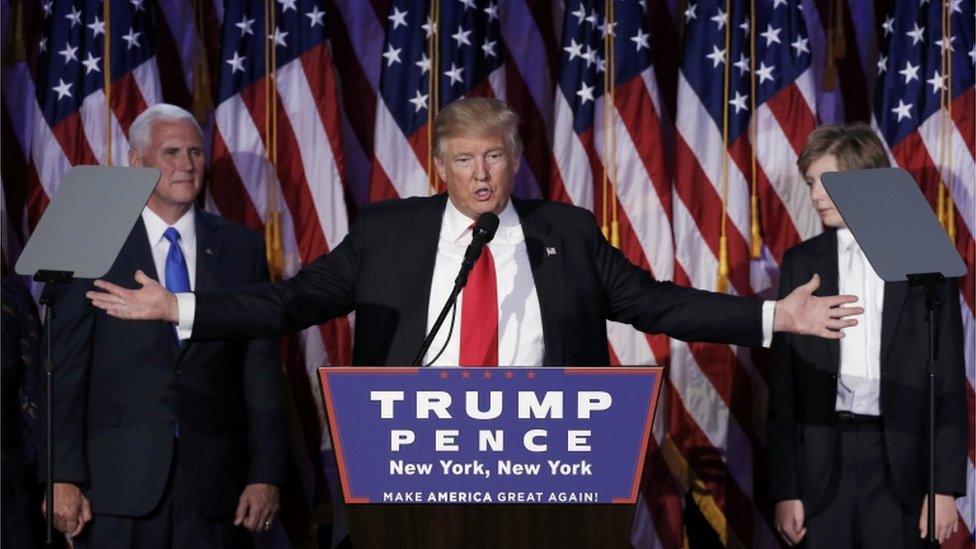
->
104, 0, 112, 165
717, 0, 732, 293
749, 0, 761, 258
264, 1, 284, 280
428, 0, 439, 194
939, 0, 956, 241
601, 0, 618, 245
608, 0, 619, 248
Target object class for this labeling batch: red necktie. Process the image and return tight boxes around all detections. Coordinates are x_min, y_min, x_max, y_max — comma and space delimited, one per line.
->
459, 245, 498, 366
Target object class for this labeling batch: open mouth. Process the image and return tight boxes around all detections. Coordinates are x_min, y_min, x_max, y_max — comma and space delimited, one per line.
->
474, 187, 493, 201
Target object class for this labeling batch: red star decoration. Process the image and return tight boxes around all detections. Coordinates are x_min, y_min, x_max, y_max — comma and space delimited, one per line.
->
483, 370, 493, 379
461, 370, 472, 379
504, 371, 514, 379
439, 370, 449, 379
526, 371, 536, 380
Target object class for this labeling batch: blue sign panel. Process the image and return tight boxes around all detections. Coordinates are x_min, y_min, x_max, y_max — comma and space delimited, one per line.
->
318, 367, 662, 504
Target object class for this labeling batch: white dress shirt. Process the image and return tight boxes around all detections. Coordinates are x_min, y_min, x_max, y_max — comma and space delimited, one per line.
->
142, 206, 197, 291
835, 228, 884, 415
424, 199, 545, 366
147, 208, 198, 339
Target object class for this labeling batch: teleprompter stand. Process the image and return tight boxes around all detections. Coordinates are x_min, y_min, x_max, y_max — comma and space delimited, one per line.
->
822, 168, 966, 547
16, 166, 159, 545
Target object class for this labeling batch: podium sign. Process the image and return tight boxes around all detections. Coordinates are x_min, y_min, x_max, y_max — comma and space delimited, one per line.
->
318, 367, 662, 505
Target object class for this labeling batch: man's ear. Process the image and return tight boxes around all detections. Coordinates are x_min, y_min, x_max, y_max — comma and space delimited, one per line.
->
128, 149, 142, 167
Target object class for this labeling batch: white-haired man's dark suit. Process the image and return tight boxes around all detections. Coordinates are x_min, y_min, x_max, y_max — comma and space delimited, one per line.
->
43, 210, 287, 547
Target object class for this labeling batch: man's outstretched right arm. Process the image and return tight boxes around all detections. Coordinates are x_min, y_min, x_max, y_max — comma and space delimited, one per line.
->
88, 217, 363, 340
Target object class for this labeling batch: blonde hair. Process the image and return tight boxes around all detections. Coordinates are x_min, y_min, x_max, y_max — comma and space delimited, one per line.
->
433, 98, 522, 159
797, 123, 890, 178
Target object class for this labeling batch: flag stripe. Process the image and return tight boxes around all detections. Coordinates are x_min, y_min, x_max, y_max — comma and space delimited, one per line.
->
209, 125, 265, 231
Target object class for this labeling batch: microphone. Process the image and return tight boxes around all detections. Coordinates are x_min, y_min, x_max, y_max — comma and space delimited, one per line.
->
455, 212, 500, 288
413, 212, 500, 366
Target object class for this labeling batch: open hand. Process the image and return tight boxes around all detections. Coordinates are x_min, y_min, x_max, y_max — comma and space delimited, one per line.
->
773, 274, 863, 339
86, 270, 179, 323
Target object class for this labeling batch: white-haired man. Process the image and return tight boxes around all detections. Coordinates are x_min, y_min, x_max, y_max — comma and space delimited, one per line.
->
42, 104, 287, 547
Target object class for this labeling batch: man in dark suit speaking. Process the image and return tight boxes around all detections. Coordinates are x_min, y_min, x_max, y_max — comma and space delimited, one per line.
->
87, 98, 861, 368
43, 104, 287, 547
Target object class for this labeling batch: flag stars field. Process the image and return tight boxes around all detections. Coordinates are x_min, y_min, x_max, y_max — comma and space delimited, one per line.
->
306, 6, 325, 28
88, 16, 105, 37
236, 16, 255, 36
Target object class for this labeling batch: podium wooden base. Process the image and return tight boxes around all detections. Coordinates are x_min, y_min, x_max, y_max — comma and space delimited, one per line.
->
347, 504, 635, 548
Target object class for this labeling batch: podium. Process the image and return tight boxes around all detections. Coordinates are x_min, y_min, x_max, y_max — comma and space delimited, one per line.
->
345, 502, 635, 547
318, 367, 663, 548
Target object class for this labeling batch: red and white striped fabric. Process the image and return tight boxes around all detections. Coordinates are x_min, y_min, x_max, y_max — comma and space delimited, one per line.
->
4, 0, 209, 269
18, 0, 165, 240
206, 1, 351, 544
549, 1, 679, 545
672, 0, 819, 545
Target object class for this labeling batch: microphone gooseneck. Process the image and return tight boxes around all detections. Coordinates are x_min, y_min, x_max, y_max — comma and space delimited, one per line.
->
455, 212, 500, 288
413, 211, 500, 366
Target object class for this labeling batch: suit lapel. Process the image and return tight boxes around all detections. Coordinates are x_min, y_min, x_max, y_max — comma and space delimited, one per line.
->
176, 212, 225, 361
879, 281, 908, 367
121, 217, 180, 357
121, 218, 160, 282
812, 230, 840, 371
397, 195, 447, 359
514, 198, 565, 366
193, 212, 224, 293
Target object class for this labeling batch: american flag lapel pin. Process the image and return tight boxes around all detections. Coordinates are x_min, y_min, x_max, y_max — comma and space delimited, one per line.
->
546, 247, 557, 257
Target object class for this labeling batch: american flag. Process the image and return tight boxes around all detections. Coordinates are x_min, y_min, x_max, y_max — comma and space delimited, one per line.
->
875, 0, 975, 544
672, 0, 819, 546
549, 1, 681, 544
3, 1, 975, 548
367, 0, 547, 203
208, 0, 351, 544
24, 0, 162, 230
368, 0, 433, 202
4, 0, 205, 259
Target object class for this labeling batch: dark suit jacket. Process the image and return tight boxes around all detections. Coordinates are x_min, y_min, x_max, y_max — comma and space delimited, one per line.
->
43, 211, 287, 519
768, 229, 968, 514
193, 194, 765, 365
